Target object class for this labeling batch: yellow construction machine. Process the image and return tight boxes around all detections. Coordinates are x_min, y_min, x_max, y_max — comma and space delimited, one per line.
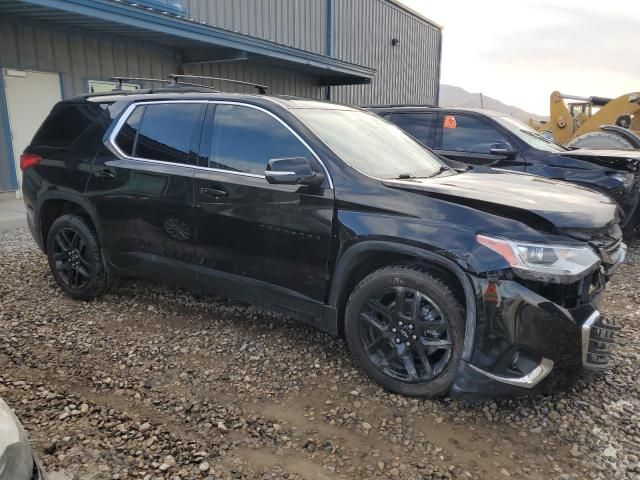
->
529, 91, 640, 149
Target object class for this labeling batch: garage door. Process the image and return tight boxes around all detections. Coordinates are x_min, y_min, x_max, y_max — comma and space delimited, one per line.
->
2, 69, 62, 195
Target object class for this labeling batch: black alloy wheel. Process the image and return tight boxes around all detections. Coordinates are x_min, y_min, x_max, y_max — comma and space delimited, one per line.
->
52, 227, 92, 290
345, 266, 464, 397
46, 214, 110, 300
360, 286, 453, 383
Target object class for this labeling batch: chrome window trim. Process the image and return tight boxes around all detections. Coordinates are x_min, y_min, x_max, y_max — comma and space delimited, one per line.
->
106, 99, 334, 188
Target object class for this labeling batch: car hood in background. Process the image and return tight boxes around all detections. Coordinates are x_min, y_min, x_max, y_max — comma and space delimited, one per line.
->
383, 171, 618, 230
559, 149, 640, 169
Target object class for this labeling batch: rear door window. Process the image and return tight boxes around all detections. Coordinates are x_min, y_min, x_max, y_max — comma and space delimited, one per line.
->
115, 103, 206, 164
438, 114, 510, 154
390, 113, 437, 146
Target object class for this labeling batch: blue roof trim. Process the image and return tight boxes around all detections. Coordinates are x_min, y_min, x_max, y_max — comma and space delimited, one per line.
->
20, 0, 375, 82
122, 0, 187, 17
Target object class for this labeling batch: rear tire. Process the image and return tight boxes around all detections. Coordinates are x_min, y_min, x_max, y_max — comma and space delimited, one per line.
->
46, 214, 110, 300
344, 265, 465, 397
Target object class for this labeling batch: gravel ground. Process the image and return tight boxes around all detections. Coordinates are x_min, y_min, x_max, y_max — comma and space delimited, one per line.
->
1, 227, 639, 480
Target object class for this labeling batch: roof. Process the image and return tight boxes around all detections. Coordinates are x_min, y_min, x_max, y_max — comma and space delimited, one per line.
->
70, 90, 359, 112
367, 105, 510, 117
0, 0, 375, 86
386, 0, 443, 30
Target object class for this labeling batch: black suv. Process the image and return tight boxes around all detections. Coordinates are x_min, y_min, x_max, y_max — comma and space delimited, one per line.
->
21, 90, 626, 398
369, 106, 640, 237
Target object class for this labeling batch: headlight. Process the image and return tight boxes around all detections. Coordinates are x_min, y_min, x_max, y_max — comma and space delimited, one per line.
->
476, 234, 601, 283
610, 172, 635, 190
0, 398, 34, 480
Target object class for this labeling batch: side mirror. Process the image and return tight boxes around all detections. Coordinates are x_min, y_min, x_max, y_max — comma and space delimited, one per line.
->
489, 142, 516, 157
265, 157, 324, 185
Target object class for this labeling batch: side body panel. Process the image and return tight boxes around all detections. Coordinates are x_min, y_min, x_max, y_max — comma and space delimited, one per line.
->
84, 101, 206, 288
87, 153, 198, 287
192, 102, 335, 321
22, 101, 112, 249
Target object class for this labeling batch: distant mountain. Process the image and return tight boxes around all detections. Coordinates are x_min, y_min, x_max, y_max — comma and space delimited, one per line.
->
439, 85, 547, 123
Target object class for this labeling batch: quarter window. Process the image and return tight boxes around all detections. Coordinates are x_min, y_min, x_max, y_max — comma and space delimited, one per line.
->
115, 106, 144, 156
439, 115, 510, 154
209, 104, 310, 175
32, 104, 107, 149
115, 103, 205, 163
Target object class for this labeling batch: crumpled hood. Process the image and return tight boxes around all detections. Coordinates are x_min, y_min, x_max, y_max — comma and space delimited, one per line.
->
383, 171, 618, 229
559, 149, 640, 169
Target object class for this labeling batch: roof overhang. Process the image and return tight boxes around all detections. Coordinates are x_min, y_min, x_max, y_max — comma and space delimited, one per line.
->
0, 0, 375, 86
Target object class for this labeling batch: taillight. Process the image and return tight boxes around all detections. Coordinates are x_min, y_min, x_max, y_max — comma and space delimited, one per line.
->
20, 152, 41, 171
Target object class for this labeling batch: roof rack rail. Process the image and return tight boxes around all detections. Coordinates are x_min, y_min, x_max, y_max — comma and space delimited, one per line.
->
363, 103, 440, 109
111, 76, 172, 88
86, 75, 268, 97
110, 76, 220, 93
168, 74, 269, 94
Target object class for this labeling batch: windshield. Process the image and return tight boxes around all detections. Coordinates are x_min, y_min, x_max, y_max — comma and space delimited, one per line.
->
493, 115, 567, 153
293, 108, 447, 179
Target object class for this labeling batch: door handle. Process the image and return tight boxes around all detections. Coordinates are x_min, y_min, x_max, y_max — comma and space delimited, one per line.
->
95, 169, 115, 179
199, 186, 228, 197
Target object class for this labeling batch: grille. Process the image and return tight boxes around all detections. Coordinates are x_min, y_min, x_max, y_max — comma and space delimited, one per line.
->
520, 268, 604, 309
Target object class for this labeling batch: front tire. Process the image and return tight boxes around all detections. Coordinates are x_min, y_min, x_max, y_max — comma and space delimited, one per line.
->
46, 214, 110, 300
345, 266, 465, 397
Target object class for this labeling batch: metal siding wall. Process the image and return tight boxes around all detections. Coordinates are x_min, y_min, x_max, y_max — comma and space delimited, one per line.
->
331, 0, 441, 106
0, 3, 441, 190
183, 0, 327, 55
0, 20, 177, 191
184, 61, 322, 98
0, 21, 178, 98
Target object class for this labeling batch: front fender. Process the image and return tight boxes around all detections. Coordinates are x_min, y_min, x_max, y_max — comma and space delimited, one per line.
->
327, 240, 478, 362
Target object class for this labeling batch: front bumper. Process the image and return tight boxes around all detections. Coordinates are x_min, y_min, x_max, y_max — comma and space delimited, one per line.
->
451, 273, 619, 399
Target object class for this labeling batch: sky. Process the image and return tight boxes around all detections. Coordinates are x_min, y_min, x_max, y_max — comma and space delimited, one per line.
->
396, 0, 640, 116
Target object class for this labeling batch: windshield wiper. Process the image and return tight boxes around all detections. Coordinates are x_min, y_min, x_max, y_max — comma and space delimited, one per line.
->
392, 166, 453, 180
425, 165, 453, 178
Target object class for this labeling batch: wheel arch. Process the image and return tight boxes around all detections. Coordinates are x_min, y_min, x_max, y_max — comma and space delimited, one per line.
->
38, 193, 101, 253
328, 241, 477, 362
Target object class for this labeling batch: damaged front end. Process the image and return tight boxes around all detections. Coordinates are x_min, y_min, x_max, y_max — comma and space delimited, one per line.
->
555, 150, 640, 236
451, 224, 626, 399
